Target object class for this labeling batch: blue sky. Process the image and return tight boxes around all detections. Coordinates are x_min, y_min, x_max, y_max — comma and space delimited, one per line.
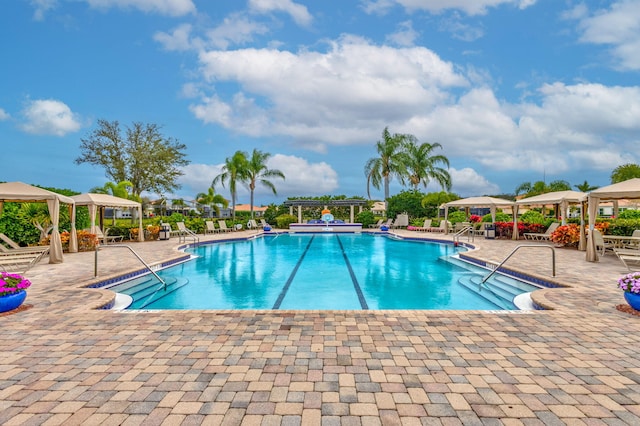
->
2, 0, 639, 205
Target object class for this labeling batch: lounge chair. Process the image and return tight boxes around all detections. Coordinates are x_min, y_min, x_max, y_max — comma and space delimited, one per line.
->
523, 222, 559, 241
176, 222, 199, 242
0, 245, 50, 273
218, 220, 232, 233
473, 222, 486, 236
614, 248, 640, 271
378, 218, 393, 229
260, 219, 270, 228
415, 219, 432, 232
0, 233, 23, 249
248, 219, 261, 230
369, 219, 383, 229
205, 221, 219, 234
95, 228, 123, 245
426, 220, 450, 233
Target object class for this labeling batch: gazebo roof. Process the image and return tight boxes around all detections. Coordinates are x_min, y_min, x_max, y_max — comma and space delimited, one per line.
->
283, 199, 368, 207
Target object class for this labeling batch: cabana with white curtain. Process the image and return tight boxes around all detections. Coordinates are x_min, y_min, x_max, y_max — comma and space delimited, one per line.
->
443, 196, 515, 237
0, 181, 77, 263
516, 190, 587, 249
71, 193, 144, 242
586, 178, 640, 262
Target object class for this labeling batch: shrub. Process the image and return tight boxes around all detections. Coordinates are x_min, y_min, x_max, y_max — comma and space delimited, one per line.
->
275, 214, 297, 229
519, 210, 545, 224
355, 210, 375, 228
482, 212, 512, 223
618, 210, 640, 219
550, 224, 580, 246
447, 210, 467, 224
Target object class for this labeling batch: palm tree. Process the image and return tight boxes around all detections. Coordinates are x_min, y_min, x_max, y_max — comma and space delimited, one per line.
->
213, 151, 248, 222
245, 149, 285, 219
90, 180, 136, 224
364, 127, 409, 201
196, 187, 228, 217
611, 163, 640, 183
404, 140, 451, 191
171, 198, 187, 215
574, 180, 598, 192
515, 180, 571, 198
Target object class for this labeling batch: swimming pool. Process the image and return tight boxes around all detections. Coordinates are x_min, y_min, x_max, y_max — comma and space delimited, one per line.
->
110, 233, 541, 310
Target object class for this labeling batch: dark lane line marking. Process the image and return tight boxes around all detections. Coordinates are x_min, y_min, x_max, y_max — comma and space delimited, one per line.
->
272, 235, 315, 309
336, 235, 368, 310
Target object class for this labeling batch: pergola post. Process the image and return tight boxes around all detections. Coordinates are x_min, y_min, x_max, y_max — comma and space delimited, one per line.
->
298, 205, 302, 223
350, 205, 354, 223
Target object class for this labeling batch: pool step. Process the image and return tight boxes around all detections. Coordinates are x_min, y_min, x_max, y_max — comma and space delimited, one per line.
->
108, 275, 189, 309
457, 274, 518, 309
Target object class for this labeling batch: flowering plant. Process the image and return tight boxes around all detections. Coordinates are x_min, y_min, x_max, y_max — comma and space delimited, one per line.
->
618, 272, 640, 294
550, 224, 580, 246
469, 215, 482, 223
0, 272, 32, 296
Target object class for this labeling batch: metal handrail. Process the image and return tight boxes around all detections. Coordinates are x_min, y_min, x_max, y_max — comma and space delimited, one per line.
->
480, 244, 555, 289
94, 244, 166, 289
453, 226, 474, 243
178, 229, 199, 244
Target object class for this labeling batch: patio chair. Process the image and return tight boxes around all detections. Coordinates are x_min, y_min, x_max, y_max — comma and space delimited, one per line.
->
176, 222, 199, 242
473, 222, 486, 236
218, 220, 233, 233
523, 222, 559, 241
204, 221, 219, 234
415, 219, 432, 232
378, 218, 393, 229
0, 233, 23, 250
248, 219, 261, 230
260, 219, 270, 228
591, 229, 615, 256
95, 227, 123, 245
368, 219, 383, 229
0, 246, 50, 273
426, 220, 450, 233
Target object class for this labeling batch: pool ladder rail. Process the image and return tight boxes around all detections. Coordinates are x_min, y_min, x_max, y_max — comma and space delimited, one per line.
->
453, 225, 475, 244
480, 244, 556, 291
94, 244, 166, 290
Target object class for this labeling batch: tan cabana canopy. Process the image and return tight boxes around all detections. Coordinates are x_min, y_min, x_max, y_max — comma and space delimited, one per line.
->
443, 196, 515, 236
587, 178, 640, 262
516, 190, 587, 249
71, 193, 144, 242
0, 181, 78, 263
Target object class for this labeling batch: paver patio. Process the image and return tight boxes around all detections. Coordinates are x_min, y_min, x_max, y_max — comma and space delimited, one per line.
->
1, 229, 639, 425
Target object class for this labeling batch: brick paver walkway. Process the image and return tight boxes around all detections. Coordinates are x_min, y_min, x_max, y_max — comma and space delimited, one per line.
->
1, 230, 639, 425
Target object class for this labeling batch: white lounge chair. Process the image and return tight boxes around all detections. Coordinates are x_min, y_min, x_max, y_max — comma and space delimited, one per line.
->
426, 220, 450, 233
260, 219, 270, 228
0, 246, 50, 273
415, 219, 432, 232
205, 221, 219, 234
591, 229, 615, 256
523, 222, 559, 241
368, 219, 383, 229
248, 219, 261, 230
218, 220, 232, 233
95, 228, 123, 245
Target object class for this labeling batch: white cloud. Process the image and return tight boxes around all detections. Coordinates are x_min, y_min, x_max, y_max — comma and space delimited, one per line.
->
265, 154, 338, 196
248, 0, 313, 27
154, 24, 199, 51
0, 108, 9, 121
84, 0, 196, 16
363, 0, 537, 16
30, 0, 57, 21
20, 99, 82, 136
386, 20, 419, 46
573, 0, 640, 70
449, 168, 500, 196
32, 0, 196, 19
191, 36, 467, 145
178, 163, 221, 194
206, 13, 270, 49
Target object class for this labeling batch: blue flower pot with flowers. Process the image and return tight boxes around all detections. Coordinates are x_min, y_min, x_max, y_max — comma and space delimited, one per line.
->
617, 272, 640, 311
0, 272, 31, 313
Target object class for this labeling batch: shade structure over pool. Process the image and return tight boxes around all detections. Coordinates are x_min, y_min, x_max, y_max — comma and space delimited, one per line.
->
0, 181, 77, 263
443, 196, 515, 236
71, 193, 144, 242
586, 178, 640, 262
516, 190, 587, 249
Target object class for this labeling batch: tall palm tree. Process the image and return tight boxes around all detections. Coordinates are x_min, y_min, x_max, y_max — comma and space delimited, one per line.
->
213, 151, 248, 222
196, 187, 228, 217
364, 127, 409, 201
405, 140, 451, 191
245, 149, 285, 219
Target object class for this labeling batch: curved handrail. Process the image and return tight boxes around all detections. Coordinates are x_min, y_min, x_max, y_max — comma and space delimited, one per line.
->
94, 244, 166, 289
453, 226, 474, 243
481, 244, 555, 288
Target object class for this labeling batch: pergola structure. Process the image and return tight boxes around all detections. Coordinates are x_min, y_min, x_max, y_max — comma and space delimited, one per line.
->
283, 199, 368, 223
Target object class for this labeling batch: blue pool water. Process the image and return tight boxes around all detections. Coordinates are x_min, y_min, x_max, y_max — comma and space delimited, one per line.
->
110, 233, 541, 310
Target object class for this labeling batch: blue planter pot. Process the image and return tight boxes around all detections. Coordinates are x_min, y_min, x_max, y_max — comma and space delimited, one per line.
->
0, 291, 27, 313
624, 292, 640, 311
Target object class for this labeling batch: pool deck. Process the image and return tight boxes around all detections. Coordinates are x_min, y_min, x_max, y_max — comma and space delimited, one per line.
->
2, 229, 640, 425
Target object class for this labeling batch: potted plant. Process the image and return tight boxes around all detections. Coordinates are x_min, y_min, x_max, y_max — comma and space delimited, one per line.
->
0, 272, 32, 313
618, 272, 640, 311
